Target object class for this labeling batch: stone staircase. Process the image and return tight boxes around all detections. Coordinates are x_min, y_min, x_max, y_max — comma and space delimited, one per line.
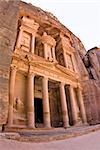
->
1, 124, 100, 142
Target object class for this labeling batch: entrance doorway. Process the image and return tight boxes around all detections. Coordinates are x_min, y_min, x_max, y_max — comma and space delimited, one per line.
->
34, 98, 43, 124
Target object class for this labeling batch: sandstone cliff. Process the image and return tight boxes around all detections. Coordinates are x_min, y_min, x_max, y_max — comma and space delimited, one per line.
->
0, 0, 19, 124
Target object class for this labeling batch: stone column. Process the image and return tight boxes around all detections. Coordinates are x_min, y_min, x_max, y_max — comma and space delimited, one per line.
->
42, 77, 51, 128
63, 52, 68, 68
69, 85, 78, 125
60, 83, 70, 128
27, 73, 35, 128
52, 47, 56, 61
48, 45, 52, 60
44, 43, 48, 59
7, 65, 17, 127
31, 33, 35, 53
77, 87, 87, 124
16, 26, 23, 49
71, 53, 78, 73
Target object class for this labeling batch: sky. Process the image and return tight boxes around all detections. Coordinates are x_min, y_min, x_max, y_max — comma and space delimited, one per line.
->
22, 0, 100, 50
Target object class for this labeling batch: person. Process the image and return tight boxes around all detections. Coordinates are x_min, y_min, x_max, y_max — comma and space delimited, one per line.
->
2, 124, 5, 132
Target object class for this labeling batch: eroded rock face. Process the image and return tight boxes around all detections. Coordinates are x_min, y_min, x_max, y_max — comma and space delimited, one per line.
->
83, 47, 100, 80
82, 47, 100, 124
0, 0, 19, 124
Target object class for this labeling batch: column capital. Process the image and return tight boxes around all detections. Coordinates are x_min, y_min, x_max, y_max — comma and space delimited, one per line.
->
68, 84, 73, 89
28, 65, 36, 77
43, 76, 48, 80
32, 32, 36, 36
77, 83, 83, 91
60, 82, 65, 86
10, 64, 18, 71
27, 72, 35, 78
19, 26, 24, 31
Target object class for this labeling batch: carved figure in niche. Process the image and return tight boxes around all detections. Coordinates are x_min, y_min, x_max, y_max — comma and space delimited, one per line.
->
22, 32, 31, 47
83, 50, 100, 80
21, 32, 31, 52
47, 45, 53, 61
59, 53, 64, 66
13, 97, 24, 113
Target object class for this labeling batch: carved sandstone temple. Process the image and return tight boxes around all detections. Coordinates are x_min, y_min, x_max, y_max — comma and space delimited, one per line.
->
0, 1, 100, 130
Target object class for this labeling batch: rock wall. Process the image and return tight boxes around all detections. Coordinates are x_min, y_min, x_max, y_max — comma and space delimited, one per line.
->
82, 80, 100, 124
0, 0, 19, 125
82, 48, 100, 125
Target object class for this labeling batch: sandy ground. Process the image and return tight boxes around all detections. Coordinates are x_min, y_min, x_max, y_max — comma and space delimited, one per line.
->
0, 130, 100, 150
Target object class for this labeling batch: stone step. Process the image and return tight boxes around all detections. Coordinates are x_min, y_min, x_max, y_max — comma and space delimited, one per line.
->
4, 125, 56, 132
1, 124, 100, 143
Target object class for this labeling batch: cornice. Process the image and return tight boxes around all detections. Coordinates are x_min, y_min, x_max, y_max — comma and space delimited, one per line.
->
12, 51, 79, 83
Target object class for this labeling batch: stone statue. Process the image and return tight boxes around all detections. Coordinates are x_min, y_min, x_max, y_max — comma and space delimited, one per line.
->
13, 97, 25, 124
14, 97, 24, 113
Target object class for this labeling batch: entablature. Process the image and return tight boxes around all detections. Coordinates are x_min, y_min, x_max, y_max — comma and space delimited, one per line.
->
12, 51, 79, 84
42, 32, 56, 47
21, 16, 39, 33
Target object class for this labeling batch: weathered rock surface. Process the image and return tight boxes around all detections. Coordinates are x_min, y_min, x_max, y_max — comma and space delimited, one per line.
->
0, 0, 19, 124
82, 47, 100, 124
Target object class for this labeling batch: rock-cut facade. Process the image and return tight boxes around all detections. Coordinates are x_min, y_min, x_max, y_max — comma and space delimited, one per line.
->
0, 0, 100, 130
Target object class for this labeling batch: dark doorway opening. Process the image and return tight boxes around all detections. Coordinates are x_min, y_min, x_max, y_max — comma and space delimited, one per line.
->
34, 98, 43, 123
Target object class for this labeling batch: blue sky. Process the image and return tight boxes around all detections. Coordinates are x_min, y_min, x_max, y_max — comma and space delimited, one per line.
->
22, 0, 100, 50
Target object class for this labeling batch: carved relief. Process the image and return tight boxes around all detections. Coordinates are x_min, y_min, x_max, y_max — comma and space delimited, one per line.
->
42, 32, 56, 61
13, 97, 24, 113
66, 53, 74, 70
35, 37, 44, 58
13, 97, 26, 124
46, 44, 53, 61
21, 31, 31, 52
59, 53, 65, 66
61, 34, 74, 52
42, 32, 56, 47
16, 16, 39, 53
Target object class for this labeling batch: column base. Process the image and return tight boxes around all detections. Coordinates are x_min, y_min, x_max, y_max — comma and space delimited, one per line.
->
6, 124, 13, 128
73, 121, 82, 127
63, 123, 70, 128
27, 125, 35, 129
44, 125, 51, 128
63, 125, 70, 129
27, 112, 35, 128
82, 122, 89, 126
